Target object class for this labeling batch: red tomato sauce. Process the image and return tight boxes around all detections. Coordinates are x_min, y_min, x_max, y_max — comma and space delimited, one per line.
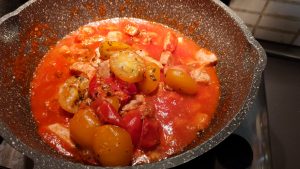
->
30, 18, 220, 166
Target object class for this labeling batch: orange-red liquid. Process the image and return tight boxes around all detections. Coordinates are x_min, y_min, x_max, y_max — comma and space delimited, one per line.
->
30, 18, 220, 164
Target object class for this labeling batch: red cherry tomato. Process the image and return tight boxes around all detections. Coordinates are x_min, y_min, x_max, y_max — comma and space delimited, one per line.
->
106, 77, 137, 95
122, 111, 142, 147
139, 118, 160, 150
126, 82, 138, 95
104, 77, 137, 104
89, 75, 137, 104
103, 77, 118, 91
89, 75, 98, 99
91, 99, 123, 127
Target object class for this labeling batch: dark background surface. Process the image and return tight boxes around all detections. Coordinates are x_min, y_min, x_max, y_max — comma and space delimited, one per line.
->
0, 0, 28, 17
1, 0, 300, 169
264, 55, 300, 169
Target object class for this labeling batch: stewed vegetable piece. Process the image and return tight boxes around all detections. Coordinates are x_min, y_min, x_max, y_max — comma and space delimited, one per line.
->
99, 41, 131, 60
106, 96, 121, 112
138, 63, 160, 94
93, 125, 133, 166
165, 68, 198, 95
110, 50, 145, 83
58, 76, 89, 113
69, 108, 100, 148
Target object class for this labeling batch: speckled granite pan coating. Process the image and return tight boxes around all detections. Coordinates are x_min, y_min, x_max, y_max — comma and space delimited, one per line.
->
0, 0, 266, 168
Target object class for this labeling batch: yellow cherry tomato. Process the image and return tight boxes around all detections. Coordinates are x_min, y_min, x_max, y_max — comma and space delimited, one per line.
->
58, 76, 89, 114
110, 50, 145, 83
100, 41, 131, 60
69, 108, 100, 148
165, 68, 198, 95
93, 125, 133, 167
138, 63, 160, 94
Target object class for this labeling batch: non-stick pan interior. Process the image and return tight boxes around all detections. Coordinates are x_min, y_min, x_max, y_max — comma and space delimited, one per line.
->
0, 0, 266, 168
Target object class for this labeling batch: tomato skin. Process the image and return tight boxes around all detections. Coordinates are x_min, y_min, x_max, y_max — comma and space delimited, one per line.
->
165, 68, 198, 95
126, 82, 138, 95
139, 118, 160, 150
103, 77, 137, 95
110, 50, 145, 83
89, 75, 137, 105
138, 63, 160, 94
88, 75, 98, 99
93, 125, 133, 166
106, 96, 121, 112
69, 108, 100, 148
100, 41, 131, 60
122, 111, 143, 147
91, 99, 123, 127
113, 77, 138, 95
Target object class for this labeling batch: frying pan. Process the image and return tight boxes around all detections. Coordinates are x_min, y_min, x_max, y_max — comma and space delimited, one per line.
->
0, 0, 267, 168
